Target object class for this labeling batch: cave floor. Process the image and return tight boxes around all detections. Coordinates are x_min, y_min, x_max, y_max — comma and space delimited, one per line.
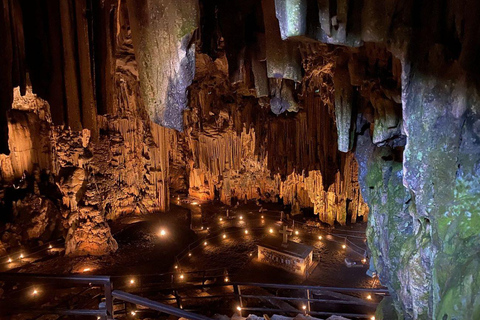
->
1, 200, 383, 318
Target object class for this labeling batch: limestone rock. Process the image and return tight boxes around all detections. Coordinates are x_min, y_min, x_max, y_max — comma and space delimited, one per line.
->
126, 0, 199, 130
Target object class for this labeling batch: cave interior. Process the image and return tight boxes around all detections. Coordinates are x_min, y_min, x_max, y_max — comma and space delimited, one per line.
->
0, 0, 480, 319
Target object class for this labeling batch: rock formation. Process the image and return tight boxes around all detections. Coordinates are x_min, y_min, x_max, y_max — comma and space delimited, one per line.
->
1, 1, 480, 319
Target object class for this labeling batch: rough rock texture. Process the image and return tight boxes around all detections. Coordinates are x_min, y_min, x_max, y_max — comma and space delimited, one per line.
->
176, 51, 368, 225
126, 0, 199, 131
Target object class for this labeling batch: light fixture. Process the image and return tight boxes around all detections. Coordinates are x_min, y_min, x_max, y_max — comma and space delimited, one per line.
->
129, 278, 135, 285
19, 253, 24, 259
174, 265, 178, 269
244, 229, 249, 234
302, 305, 307, 310
261, 215, 264, 219
370, 317, 375, 320
295, 230, 299, 235
318, 235, 322, 240
7, 258, 12, 263
180, 274, 184, 279
269, 228, 274, 233
160, 229, 166, 236
131, 310, 136, 316
342, 244, 346, 249
48, 244, 53, 249
236, 306, 241, 311
219, 217, 223, 221
239, 215, 243, 220
97, 317, 101, 320
83, 267, 91, 272
204, 241, 207, 246
192, 202, 198, 205
32, 289, 38, 296
188, 252, 192, 257
224, 277, 229, 282
223, 234, 227, 239
367, 294, 372, 300
362, 258, 367, 264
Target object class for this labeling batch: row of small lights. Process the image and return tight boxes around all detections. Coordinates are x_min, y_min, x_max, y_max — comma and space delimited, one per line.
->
5, 244, 56, 264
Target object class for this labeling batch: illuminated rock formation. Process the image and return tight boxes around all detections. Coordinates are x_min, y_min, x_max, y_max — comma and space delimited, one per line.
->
126, 0, 199, 131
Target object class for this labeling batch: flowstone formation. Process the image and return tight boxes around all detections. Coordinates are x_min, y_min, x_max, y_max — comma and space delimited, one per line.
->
1, 1, 480, 318
126, 0, 199, 130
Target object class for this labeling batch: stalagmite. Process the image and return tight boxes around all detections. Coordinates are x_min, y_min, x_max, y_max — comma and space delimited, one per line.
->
126, 0, 199, 131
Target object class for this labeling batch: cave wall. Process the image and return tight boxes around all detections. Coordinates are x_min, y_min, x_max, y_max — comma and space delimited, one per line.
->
1, 1, 480, 319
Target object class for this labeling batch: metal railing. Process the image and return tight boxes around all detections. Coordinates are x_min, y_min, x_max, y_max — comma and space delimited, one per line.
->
0, 273, 388, 319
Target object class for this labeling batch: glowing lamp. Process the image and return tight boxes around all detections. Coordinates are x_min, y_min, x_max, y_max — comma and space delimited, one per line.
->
160, 229, 166, 236
83, 268, 91, 272
192, 202, 198, 205
188, 252, 192, 257
244, 229, 249, 234
367, 294, 372, 300
7, 258, 12, 263
261, 215, 264, 219
269, 228, 274, 234
342, 244, 347, 249
223, 234, 227, 239
129, 279, 135, 285
131, 310, 136, 316
362, 258, 367, 264
19, 253, 24, 259
219, 217, 223, 221
302, 305, 307, 310
224, 277, 229, 282
174, 265, 178, 269
239, 216, 243, 220
204, 241, 207, 246
236, 306, 241, 311
48, 244, 53, 249
295, 230, 299, 235
32, 289, 38, 296
180, 274, 184, 279
318, 235, 322, 240
371, 317, 375, 320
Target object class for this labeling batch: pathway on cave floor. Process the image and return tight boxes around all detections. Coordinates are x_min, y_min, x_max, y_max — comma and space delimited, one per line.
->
4, 200, 378, 296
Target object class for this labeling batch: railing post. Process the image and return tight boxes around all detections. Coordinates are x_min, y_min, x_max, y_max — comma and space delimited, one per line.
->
306, 289, 311, 313
173, 289, 183, 309
104, 277, 114, 320
233, 284, 243, 316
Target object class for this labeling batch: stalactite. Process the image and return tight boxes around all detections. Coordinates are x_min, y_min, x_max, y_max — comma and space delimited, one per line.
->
126, 0, 199, 130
